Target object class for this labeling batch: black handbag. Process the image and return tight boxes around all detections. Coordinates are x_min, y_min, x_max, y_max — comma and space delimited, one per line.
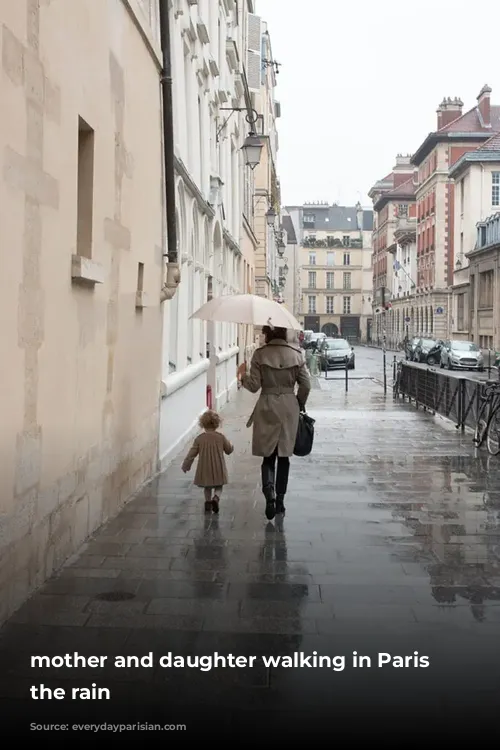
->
293, 411, 315, 457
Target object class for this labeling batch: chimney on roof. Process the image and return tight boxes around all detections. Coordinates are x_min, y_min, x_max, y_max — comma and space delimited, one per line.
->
395, 154, 412, 166
356, 202, 363, 231
437, 97, 463, 130
477, 84, 492, 128
392, 154, 414, 187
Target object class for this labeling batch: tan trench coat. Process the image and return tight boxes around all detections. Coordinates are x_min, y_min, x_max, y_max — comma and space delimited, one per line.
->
182, 431, 234, 487
241, 339, 311, 458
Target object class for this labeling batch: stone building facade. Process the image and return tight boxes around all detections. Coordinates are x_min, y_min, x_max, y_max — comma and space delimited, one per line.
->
372, 175, 418, 347
449, 132, 500, 347
369, 155, 414, 344
286, 203, 373, 342
158, 0, 282, 465
0, 0, 165, 622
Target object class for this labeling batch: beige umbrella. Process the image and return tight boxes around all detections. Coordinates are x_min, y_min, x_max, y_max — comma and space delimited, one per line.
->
191, 294, 301, 331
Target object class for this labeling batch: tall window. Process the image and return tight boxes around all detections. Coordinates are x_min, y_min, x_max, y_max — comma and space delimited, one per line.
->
343, 252, 351, 266
327, 252, 334, 266
457, 292, 465, 330
343, 272, 351, 290
308, 295, 316, 313
326, 296, 334, 314
304, 214, 315, 225
492, 172, 500, 206
326, 271, 334, 289
243, 164, 253, 222
76, 117, 95, 259
398, 204, 408, 217
169, 280, 179, 372
479, 270, 494, 308
343, 296, 351, 314
342, 235, 350, 247
309, 252, 316, 265
308, 271, 316, 288
187, 262, 194, 364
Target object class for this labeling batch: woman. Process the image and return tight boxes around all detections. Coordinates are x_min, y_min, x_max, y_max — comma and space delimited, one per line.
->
237, 325, 311, 520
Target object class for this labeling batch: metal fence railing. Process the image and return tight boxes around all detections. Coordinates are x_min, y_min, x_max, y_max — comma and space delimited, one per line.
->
394, 361, 489, 431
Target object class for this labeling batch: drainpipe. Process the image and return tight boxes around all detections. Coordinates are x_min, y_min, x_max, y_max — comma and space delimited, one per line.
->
159, 0, 180, 302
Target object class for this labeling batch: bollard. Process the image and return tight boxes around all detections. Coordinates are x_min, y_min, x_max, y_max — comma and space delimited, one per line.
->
383, 348, 387, 395
345, 357, 348, 393
310, 353, 319, 377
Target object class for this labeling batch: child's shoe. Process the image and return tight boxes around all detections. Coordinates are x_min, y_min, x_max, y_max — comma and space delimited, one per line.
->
212, 495, 220, 514
204, 499, 212, 513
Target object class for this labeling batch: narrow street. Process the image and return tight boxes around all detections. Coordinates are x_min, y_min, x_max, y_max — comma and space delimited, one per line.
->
1, 347, 499, 731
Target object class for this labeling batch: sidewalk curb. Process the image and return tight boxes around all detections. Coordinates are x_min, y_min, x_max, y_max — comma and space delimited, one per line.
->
360, 344, 400, 354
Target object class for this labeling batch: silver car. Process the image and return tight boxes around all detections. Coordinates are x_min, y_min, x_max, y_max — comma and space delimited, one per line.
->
319, 338, 355, 370
440, 340, 484, 371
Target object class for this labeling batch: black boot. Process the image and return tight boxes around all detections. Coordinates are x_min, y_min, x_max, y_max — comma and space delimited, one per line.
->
276, 494, 286, 514
261, 464, 276, 520
275, 457, 289, 515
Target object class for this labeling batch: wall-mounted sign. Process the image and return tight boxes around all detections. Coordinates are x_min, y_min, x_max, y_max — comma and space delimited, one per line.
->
404, 316, 411, 323
435, 306, 444, 314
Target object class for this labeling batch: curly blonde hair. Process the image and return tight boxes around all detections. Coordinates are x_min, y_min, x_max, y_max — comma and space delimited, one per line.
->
199, 409, 221, 430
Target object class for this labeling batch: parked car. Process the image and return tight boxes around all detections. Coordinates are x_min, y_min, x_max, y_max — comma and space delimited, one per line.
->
440, 340, 484, 371
405, 337, 420, 361
414, 338, 444, 365
318, 338, 355, 370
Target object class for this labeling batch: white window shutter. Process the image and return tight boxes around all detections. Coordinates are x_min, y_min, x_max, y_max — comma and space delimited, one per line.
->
246, 13, 262, 93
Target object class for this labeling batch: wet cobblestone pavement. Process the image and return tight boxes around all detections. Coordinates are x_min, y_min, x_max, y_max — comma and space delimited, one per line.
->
2, 350, 500, 733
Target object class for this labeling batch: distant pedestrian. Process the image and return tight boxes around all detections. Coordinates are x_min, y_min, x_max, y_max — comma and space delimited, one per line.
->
181, 410, 234, 514
237, 325, 311, 520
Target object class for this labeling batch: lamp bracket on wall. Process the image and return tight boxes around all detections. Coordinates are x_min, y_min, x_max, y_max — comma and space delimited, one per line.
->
216, 107, 259, 141
262, 58, 282, 75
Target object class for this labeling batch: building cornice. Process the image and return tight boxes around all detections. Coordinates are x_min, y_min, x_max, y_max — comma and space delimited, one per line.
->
223, 228, 242, 256
174, 156, 215, 220
415, 169, 449, 194
449, 151, 500, 180
373, 192, 416, 212
394, 230, 416, 245
466, 242, 500, 260
412, 131, 493, 166
121, 0, 162, 68
242, 215, 259, 249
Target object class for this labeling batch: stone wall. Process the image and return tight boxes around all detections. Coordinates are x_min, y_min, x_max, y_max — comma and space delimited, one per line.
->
0, 0, 164, 624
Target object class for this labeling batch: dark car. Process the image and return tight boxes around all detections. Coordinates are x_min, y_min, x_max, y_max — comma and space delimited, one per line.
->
304, 332, 326, 351
318, 338, 355, 370
414, 338, 443, 365
405, 337, 420, 361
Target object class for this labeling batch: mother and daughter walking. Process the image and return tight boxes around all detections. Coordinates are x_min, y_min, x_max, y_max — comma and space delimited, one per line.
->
182, 325, 311, 521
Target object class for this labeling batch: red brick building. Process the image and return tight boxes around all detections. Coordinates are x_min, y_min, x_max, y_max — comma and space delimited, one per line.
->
369, 155, 414, 343
410, 85, 500, 338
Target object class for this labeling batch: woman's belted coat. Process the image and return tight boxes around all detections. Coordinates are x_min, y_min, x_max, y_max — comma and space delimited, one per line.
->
241, 339, 311, 457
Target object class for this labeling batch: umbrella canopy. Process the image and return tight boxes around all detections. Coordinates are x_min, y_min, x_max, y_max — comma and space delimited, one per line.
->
191, 294, 301, 331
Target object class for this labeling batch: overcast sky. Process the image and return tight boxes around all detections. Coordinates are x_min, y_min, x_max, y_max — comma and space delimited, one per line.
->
257, 0, 500, 208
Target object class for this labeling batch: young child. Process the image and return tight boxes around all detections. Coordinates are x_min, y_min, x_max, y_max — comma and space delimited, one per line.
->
181, 410, 234, 513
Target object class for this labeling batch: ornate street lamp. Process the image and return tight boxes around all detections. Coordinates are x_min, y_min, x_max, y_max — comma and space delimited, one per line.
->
241, 133, 264, 170
266, 207, 277, 227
